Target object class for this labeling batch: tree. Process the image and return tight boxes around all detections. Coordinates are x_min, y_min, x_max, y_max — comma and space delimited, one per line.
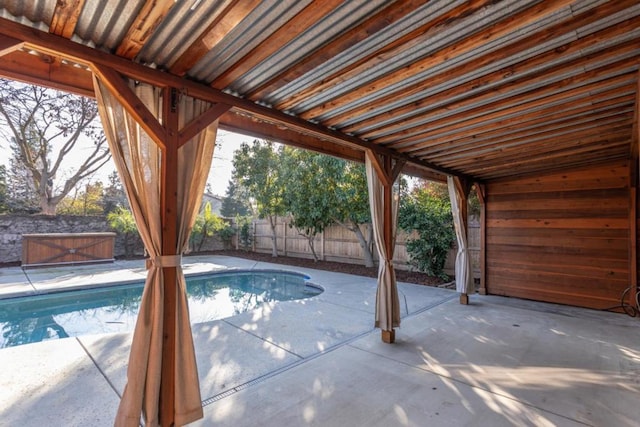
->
398, 182, 455, 279
332, 162, 375, 267
0, 79, 111, 215
102, 171, 128, 214
190, 202, 235, 251
4, 149, 39, 213
57, 181, 105, 215
220, 178, 251, 217
281, 148, 375, 266
0, 164, 7, 213
231, 140, 286, 257
282, 147, 340, 261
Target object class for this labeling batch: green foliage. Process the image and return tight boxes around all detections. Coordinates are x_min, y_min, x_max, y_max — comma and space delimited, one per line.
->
281, 147, 343, 260
334, 162, 370, 225
231, 140, 286, 220
231, 140, 286, 256
220, 179, 251, 217
57, 181, 105, 215
191, 202, 235, 251
107, 206, 139, 257
236, 216, 253, 251
398, 182, 455, 279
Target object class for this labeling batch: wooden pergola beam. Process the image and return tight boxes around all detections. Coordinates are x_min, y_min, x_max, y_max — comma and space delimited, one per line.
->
0, 34, 23, 57
386, 81, 636, 151
179, 103, 231, 147
342, 31, 639, 137
436, 115, 634, 166
211, 0, 344, 89
92, 64, 167, 150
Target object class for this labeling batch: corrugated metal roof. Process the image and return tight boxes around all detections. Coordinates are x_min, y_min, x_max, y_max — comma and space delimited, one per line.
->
0, 0, 638, 181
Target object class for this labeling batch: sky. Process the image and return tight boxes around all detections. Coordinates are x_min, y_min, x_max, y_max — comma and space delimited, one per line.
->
0, 129, 253, 197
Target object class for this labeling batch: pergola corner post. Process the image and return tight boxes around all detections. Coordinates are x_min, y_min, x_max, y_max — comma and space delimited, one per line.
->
447, 176, 474, 305
159, 86, 180, 427
92, 65, 228, 426
365, 150, 403, 344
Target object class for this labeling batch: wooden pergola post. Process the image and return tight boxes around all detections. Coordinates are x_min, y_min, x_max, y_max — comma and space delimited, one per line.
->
450, 176, 473, 305
382, 155, 395, 343
159, 87, 180, 427
475, 183, 487, 295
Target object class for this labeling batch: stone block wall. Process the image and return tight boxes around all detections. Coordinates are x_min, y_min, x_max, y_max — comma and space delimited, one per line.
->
0, 215, 145, 264
0, 214, 229, 264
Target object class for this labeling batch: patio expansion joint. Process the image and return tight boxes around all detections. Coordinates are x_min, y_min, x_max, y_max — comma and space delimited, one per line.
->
201, 322, 378, 408
220, 318, 304, 360
76, 337, 123, 400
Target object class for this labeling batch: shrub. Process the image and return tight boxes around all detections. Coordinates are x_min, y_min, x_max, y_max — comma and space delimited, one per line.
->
107, 206, 139, 257
398, 184, 455, 279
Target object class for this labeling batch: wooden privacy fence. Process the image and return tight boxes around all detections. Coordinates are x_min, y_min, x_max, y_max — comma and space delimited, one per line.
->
236, 217, 480, 278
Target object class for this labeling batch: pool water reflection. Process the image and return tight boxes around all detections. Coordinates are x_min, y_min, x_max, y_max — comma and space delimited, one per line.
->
0, 270, 321, 348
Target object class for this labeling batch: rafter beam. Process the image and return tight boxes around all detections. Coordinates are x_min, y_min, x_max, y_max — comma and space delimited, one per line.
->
246, 0, 428, 101
211, 0, 344, 89
0, 16, 464, 181
50, 0, 85, 39
275, 0, 573, 112
169, 0, 259, 76
372, 69, 637, 147
115, 0, 177, 59
313, 0, 640, 125
363, 54, 639, 142
402, 89, 636, 155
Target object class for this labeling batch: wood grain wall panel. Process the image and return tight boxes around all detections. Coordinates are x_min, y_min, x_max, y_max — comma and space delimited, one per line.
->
486, 160, 631, 309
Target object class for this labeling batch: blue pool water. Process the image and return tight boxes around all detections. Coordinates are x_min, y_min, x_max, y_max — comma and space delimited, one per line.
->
0, 270, 322, 349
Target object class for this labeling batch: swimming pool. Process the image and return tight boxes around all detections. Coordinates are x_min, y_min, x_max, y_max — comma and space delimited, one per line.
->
0, 270, 322, 349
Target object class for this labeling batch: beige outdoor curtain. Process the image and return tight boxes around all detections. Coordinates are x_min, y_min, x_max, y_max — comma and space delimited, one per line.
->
94, 76, 217, 426
365, 155, 401, 330
447, 176, 474, 295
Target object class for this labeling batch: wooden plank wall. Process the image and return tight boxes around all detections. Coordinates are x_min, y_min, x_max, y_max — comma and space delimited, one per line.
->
485, 160, 631, 309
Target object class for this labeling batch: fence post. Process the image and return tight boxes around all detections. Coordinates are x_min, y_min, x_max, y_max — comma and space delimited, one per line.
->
252, 220, 256, 252
282, 218, 287, 256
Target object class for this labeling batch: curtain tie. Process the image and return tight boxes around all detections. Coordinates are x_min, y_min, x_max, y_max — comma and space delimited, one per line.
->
147, 254, 182, 268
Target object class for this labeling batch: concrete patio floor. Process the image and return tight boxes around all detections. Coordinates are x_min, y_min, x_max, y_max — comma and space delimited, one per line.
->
0, 256, 638, 426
